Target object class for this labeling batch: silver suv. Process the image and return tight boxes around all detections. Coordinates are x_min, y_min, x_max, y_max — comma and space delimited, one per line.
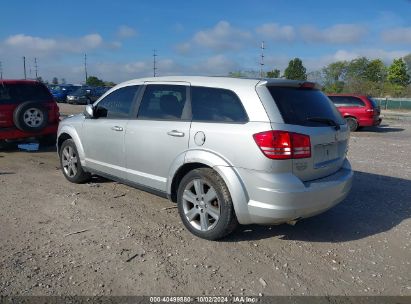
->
58, 76, 353, 240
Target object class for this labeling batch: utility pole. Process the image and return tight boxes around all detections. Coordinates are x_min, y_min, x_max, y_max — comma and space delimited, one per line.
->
0, 61, 3, 80
34, 58, 38, 79
84, 54, 88, 84
153, 49, 157, 77
260, 41, 265, 78
23, 56, 27, 79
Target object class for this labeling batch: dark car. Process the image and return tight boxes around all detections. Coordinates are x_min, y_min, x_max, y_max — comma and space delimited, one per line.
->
66, 87, 105, 105
0, 80, 60, 145
51, 85, 81, 103
327, 94, 382, 131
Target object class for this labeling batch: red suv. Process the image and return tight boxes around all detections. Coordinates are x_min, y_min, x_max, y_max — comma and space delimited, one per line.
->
0, 80, 59, 145
327, 94, 382, 131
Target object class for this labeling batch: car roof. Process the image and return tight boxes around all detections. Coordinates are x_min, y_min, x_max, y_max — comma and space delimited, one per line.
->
327, 93, 367, 98
117, 76, 317, 89
0, 79, 42, 85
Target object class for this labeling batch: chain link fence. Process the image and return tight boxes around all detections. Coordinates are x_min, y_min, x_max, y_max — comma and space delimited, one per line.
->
374, 98, 411, 110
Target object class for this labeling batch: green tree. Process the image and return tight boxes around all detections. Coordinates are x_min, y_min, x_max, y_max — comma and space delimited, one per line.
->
284, 58, 306, 80
228, 71, 246, 78
346, 57, 369, 81
322, 61, 348, 93
36, 76, 44, 83
387, 58, 410, 87
364, 59, 387, 83
104, 81, 116, 87
403, 53, 411, 76
52, 77, 59, 85
86, 76, 105, 86
266, 69, 280, 78
61, 78, 67, 84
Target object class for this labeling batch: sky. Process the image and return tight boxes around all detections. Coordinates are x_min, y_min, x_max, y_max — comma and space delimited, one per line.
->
1, 0, 411, 84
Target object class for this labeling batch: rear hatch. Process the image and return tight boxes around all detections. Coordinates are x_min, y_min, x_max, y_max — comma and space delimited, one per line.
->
0, 82, 58, 128
267, 84, 349, 182
368, 97, 381, 118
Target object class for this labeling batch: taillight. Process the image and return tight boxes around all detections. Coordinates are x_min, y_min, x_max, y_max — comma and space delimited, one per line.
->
253, 131, 311, 160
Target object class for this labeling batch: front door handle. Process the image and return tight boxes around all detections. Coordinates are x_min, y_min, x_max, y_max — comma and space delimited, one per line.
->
111, 126, 123, 132
167, 130, 185, 137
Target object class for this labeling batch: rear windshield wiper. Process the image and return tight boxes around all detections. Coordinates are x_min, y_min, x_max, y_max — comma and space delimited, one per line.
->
306, 117, 340, 130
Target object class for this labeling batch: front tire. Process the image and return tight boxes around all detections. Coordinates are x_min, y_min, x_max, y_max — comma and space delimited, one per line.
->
177, 168, 238, 240
59, 139, 91, 183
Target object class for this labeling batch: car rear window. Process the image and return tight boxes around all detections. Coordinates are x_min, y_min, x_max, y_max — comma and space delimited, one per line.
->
0, 83, 52, 104
268, 86, 345, 127
368, 97, 379, 108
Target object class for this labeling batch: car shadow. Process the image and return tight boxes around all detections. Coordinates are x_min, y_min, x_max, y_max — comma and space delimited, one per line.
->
225, 171, 411, 243
359, 125, 404, 133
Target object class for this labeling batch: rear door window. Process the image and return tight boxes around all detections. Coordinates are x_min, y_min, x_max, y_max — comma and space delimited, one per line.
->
268, 87, 344, 127
191, 87, 248, 123
137, 84, 188, 120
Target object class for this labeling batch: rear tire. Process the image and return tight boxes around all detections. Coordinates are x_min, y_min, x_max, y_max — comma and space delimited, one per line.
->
177, 168, 238, 240
13, 101, 48, 132
345, 117, 358, 132
59, 139, 91, 183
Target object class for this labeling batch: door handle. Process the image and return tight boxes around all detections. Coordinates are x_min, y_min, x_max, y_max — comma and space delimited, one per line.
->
111, 126, 123, 131
167, 130, 185, 137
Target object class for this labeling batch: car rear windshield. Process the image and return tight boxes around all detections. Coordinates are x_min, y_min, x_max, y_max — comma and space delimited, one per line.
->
268, 86, 345, 127
0, 83, 52, 104
368, 97, 379, 108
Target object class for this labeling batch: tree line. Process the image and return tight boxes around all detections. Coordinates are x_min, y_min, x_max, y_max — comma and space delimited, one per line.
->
230, 54, 411, 97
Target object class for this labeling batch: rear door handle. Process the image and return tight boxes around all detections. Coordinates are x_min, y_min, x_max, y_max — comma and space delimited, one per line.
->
167, 130, 185, 137
111, 126, 123, 131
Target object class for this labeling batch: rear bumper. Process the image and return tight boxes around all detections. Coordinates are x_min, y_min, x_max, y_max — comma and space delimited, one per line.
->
236, 159, 353, 224
358, 116, 382, 127
0, 124, 58, 140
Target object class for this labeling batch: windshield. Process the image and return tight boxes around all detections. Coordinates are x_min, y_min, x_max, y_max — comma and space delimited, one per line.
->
268, 86, 345, 127
71, 87, 90, 96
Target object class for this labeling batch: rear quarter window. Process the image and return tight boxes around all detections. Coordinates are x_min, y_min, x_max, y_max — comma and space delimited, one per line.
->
329, 96, 365, 107
191, 87, 248, 123
268, 87, 345, 127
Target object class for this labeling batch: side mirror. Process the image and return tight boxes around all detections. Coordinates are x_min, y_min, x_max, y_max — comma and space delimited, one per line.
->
84, 104, 94, 118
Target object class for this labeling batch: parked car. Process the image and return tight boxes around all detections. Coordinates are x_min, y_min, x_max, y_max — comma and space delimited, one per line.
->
58, 76, 353, 240
0, 80, 59, 145
66, 87, 101, 105
50, 85, 81, 103
327, 94, 382, 131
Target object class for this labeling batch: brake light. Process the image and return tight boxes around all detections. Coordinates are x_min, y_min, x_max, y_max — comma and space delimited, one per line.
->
300, 82, 316, 89
253, 131, 311, 160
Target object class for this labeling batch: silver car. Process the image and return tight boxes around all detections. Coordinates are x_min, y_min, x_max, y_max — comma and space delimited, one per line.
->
57, 76, 353, 240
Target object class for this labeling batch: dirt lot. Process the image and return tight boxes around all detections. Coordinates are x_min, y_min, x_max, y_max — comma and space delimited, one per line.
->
1, 104, 410, 296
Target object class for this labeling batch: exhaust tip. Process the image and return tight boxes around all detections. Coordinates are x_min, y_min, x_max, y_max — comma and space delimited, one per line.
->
286, 217, 302, 226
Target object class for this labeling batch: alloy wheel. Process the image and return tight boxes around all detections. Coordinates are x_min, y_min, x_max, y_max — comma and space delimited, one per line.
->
182, 179, 221, 231
62, 145, 78, 178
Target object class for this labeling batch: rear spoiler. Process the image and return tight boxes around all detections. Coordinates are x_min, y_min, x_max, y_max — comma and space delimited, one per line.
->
257, 79, 321, 90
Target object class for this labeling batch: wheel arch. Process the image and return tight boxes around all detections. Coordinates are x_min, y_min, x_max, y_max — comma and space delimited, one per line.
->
57, 126, 86, 166
167, 150, 252, 224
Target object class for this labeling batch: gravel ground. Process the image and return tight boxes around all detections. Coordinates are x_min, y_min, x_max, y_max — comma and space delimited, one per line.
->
0, 104, 410, 296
